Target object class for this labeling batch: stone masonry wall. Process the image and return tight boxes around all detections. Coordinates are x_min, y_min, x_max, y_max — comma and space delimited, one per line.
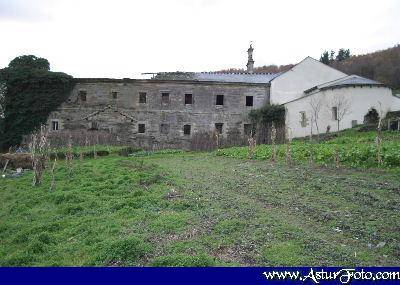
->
47, 79, 270, 149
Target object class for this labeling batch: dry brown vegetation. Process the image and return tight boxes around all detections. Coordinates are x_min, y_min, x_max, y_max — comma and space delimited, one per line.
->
331, 45, 400, 90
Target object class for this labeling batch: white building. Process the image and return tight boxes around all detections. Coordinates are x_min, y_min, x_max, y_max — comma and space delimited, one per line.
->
270, 57, 400, 138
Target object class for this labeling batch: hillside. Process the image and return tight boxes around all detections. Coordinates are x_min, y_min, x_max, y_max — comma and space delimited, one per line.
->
331, 45, 400, 90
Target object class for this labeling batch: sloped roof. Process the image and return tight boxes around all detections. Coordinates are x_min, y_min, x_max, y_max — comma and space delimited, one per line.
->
152, 72, 280, 84
304, 75, 385, 93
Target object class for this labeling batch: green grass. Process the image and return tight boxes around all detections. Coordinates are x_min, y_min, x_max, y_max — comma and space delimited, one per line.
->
218, 130, 400, 168
0, 148, 399, 266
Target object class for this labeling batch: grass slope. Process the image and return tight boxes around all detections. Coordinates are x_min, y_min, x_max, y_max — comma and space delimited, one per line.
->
218, 130, 400, 168
0, 152, 399, 266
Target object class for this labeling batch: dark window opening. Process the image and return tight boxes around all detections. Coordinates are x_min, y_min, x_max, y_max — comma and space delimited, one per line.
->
160, 123, 170, 134
138, 124, 145, 133
389, 120, 399, 131
300, 111, 307, 127
162, 93, 170, 104
246, 96, 253, 106
332, 107, 338, 121
216, 95, 224, 105
89, 121, 99, 131
244, 124, 253, 136
79, 91, 87, 102
112, 91, 118, 99
183, 124, 191, 135
52, 121, 59, 131
215, 123, 223, 134
185, 94, 193, 105
364, 108, 379, 125
139, 92, 147, 103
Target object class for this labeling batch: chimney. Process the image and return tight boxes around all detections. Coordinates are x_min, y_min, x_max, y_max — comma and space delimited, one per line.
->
246, 43, 254, 73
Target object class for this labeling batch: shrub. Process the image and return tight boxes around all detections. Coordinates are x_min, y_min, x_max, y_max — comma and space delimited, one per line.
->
216, 131, 400, 169
0, 56, 74, 150
96, 237, 153, 266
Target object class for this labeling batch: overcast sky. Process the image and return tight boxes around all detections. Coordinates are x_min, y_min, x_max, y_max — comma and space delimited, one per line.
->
0, 0, 399, 78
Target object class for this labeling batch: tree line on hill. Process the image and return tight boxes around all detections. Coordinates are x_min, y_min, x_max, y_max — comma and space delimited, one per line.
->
218, 63, 295, 74
326, 45, 400, 90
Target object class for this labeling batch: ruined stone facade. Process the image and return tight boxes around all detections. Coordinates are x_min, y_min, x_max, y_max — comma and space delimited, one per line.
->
48, 46, 397, 147
48, 78, 270, 149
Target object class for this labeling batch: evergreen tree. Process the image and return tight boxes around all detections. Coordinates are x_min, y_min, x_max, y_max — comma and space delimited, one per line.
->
319, 51, 330, 64
336, 48, 351, 61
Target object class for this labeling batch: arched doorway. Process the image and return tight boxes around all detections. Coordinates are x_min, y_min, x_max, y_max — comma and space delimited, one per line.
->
364, 108, 379, 125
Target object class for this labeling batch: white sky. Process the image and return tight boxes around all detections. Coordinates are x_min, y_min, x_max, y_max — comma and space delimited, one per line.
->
0, 0, 399, 78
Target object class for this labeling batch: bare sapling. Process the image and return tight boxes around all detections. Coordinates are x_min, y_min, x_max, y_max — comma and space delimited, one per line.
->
85, 135, 89, 148
247, 131, 257, 159
50, 158, 57, 191
309, 96, 323, 142
285, 127, 292, 166
376, 102, 385, 166
334, 147, 340, 169
65, 134, 74, 176
376, 124, 383, 165
214, 131, 220, 150
93, 144, 97, 159
82, 135, 89, 160
29, 125, 50, 186
309, 132, 314, 167
2, 159, 9, 174
328, 95, 351, 132
271, 124, 277, 162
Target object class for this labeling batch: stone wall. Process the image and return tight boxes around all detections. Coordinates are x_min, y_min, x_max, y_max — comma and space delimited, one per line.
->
47, 78, 270, 149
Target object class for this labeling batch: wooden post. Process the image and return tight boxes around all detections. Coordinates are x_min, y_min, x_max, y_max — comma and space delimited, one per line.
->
2, 159, 9, 174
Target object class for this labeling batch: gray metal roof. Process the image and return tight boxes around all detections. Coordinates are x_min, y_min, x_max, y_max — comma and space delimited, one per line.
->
305, 75, 384, 93
152, 72, 280, 84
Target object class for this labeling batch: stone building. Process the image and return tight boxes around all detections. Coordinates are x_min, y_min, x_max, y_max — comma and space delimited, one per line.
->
48, 45, 276, 149
48, 45, 400, 148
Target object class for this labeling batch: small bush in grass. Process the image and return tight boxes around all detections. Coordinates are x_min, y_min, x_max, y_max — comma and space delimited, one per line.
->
36, 232, 54, 245
27, 239, 46, 254
96, 237, 153, 266
0, 252, 36, 266
151, 253, 216, 267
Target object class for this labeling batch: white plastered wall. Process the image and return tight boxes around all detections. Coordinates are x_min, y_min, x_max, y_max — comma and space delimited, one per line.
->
284, 86, 399, 139
270, 57, 346, 105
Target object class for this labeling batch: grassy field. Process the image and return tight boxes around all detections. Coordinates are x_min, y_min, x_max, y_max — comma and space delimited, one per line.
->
1, 150, 399, 266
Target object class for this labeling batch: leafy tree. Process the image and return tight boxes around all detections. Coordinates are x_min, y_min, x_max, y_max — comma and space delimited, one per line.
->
319, 51, 330, 65
249, 104, 286, 144
0, 55, 74, 150
336, 48, 351, 61
8, 55, 50, 71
